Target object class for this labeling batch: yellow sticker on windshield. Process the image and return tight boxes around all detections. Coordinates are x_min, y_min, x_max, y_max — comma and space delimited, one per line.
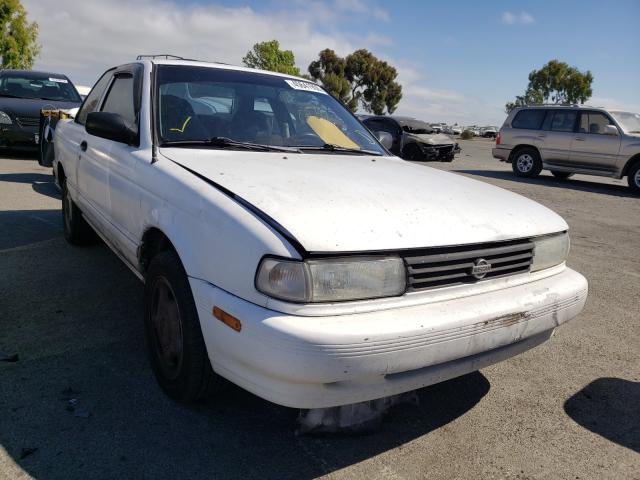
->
306, 116, 360, 150
170, 116, 192, 133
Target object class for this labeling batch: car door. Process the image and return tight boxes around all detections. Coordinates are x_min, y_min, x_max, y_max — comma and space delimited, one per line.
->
99, 65, 145, 266
72, 70, 116, 228
570, 110, 621, 171
538, 109, 578, 163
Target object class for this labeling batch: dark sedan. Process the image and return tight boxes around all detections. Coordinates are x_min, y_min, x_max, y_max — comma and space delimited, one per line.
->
0, 70, 82, 152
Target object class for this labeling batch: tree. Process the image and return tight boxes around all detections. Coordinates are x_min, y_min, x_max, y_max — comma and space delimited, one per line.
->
242, 40, 301, 76
308, 48, 402, 114
0, 0, 40, 69
505, 60, 593, 113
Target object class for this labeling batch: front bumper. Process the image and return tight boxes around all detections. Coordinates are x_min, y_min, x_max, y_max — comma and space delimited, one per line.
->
191, 268, 587, 408
0, 124, 39, 151
420, 143, 457, 161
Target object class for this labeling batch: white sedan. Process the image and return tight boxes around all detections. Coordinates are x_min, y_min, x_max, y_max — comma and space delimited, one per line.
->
53, 57, 588, 409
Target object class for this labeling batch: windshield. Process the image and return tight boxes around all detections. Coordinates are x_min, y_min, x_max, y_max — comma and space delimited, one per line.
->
0, 73, 81, 102
610, 111, 640, 133
155, 65, 385, 154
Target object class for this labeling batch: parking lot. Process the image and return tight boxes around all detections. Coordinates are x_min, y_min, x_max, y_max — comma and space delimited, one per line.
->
0, 139, 638, 479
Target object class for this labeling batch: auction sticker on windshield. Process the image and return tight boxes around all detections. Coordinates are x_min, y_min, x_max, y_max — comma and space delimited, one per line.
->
284, 79, 327, 94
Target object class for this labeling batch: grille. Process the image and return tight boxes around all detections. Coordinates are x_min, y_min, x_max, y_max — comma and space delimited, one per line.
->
16, 116, 39, 127
403, 238, 534, 291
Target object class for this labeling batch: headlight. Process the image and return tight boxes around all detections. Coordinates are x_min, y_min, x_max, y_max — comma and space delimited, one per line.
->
256, 256, 406, 303
0, 111, 12, 125
531, 233, 569, 272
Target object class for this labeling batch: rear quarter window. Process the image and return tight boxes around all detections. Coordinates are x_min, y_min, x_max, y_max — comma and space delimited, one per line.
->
512, 109, 546, 130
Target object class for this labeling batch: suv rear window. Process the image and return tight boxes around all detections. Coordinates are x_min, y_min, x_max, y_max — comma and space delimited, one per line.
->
512, 109, 546, 130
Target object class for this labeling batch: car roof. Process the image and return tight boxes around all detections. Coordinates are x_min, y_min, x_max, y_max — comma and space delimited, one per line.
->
514, 104, 608, 111
139, 57, 309, 82
0, 69, 71, 79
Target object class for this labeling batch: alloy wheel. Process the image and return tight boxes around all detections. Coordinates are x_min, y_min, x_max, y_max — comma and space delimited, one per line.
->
517, 154, 534, 173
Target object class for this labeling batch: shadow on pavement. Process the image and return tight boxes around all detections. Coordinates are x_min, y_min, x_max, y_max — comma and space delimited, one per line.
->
0, 151, 39, 161
454, 169, 637, 198
0, 172, 60, 200
564, 378, 639, 453
0, 209, 62, 250
0, 226, 491, 479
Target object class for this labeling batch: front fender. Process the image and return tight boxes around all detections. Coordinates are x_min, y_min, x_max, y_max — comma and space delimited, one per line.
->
137, 157, 299, 308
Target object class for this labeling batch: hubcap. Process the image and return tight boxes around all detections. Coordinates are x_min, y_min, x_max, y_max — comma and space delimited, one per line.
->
517, 154, 534, 173
635, 169, 640, 188
150, 277, 183, 380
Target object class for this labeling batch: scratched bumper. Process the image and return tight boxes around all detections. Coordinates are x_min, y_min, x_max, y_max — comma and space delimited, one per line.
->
190, 267, 588, 408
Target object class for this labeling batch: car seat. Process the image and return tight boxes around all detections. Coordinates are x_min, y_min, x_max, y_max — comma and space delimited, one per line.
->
160, 94, 209, 141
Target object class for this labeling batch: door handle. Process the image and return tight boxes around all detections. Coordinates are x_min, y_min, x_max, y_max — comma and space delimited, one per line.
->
574, 137, 585, 141
537, 134, 546, 138
80, 140, 88, 151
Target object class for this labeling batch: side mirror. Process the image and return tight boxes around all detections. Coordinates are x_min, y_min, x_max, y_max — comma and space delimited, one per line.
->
375, 131, 394, 150
86, 111, 135, 145
603, 125, 619, 136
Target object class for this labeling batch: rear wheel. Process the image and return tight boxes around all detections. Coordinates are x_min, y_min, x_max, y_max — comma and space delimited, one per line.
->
144, 250, 223, 402
628, 162, 640, 193
511, 147, 542, 178
551, 171, 574, 180
61, 177, 97, 245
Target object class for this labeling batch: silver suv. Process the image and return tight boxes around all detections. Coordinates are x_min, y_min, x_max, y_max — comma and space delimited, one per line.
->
492, 105, 640, 192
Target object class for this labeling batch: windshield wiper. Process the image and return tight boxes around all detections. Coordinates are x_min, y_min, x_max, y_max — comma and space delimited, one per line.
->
297, 143, 383, 156
160, 137, 302, 153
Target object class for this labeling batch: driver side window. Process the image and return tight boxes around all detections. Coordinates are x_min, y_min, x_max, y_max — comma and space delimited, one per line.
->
101, 75, 137, 134
75, 70, 114, 125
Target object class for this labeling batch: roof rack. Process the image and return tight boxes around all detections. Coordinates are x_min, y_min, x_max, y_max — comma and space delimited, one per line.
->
525, 103, 605, 108
136, 54, 185, 60
135, 54, 230, 65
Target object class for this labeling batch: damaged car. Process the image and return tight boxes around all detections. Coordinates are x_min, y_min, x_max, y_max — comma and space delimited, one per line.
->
362, 115, 460, 161
51, 57, 588, 410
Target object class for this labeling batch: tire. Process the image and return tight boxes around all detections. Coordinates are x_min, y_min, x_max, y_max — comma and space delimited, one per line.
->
402, 143, 423, 161
511, 147, 542, 178
144, 250, 223, 402
551, 171, 574, 180
627, 162, 640, 193
61, 177, 98, 245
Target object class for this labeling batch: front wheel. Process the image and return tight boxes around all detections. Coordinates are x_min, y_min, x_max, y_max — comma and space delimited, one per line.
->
61, 177, 97, 245
144, 250, 224, 402
628, 162, 640, 193
511, 148, 542, 178
551, 171, 574, 180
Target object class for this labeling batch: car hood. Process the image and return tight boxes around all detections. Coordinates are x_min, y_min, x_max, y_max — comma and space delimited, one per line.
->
161, 148, 567, 253
0, 97, 81, 118
406, 132, 455, 145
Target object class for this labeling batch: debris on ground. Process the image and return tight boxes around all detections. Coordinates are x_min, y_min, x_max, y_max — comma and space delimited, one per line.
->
0, 352, 19, 362
73, 407, 91, 418
19, 447, 38, 460
296, 391, 419, 435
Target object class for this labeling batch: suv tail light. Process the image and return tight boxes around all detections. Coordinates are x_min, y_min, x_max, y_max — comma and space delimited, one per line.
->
495, 132, 501, 145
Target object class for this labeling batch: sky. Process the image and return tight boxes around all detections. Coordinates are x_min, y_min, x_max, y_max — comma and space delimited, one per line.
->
22, 0, 640, 125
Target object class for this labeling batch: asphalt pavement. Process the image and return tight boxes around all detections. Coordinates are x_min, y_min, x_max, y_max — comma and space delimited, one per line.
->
0, 140, 638, 479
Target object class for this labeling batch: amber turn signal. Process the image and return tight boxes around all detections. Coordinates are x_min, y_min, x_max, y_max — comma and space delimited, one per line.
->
213, 306, 242, 332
